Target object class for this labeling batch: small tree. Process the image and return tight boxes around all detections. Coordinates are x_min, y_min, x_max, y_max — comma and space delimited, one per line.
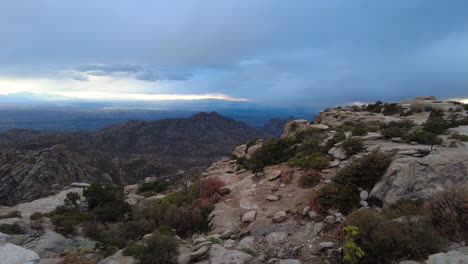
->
64, 192, 81, 209
342, 226, 365, 264
136, 233, 179, 264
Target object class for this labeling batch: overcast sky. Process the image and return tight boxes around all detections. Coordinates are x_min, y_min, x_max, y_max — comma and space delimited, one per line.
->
0, 0, 467, 107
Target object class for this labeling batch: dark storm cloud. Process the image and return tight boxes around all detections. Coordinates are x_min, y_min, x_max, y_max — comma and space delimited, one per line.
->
0, 0, 467, 106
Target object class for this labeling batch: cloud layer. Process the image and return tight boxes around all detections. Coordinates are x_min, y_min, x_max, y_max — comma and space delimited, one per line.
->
0, 0, 467, 106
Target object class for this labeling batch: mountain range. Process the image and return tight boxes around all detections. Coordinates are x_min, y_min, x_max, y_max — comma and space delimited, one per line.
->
0, 112, 266, 205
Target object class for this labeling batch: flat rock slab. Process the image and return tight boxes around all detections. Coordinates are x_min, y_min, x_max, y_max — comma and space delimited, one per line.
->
266, 170, 282, 181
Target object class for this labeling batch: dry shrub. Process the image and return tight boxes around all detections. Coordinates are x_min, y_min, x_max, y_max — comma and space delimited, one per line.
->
298, 170, 321, 188
424, 185, 468, 241
164, 204, 203, 237
281, 170, 294, 184
307, 192, 327, 215
200, 177, 225, 207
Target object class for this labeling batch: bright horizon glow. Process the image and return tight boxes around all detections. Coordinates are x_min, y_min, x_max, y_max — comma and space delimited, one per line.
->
0, 77, 248, 101
50, 91, 248, 101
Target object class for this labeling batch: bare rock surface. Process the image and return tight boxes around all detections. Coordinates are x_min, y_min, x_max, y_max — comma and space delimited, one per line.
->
371, 145, 468, 206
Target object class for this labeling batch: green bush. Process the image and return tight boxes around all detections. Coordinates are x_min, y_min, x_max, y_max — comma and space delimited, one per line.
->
122, 242, 145, 257
64, 192, 81, 209
313, 183, 360, 215
449, 133, 468, 141
0, 223, 26, 234
138, 181, 169, 193
352, 127, 368, 136
30, 212, 44, 220
155, 224, 175, 236
404, 129, 442, 146
51, 209, 95, 235
84, 183, 131, 222
288, 152, 330, 171
382, 103, 401, 116
380, 120, 415, 138
423, 117, 449, 134
324, 131, 346, 151
346, 209, 443, 263
0, 210, 21, 219
333, 151, 392, 190
341, 138, 364, 155
135, 233, 179, 264
366, 101, 383, 113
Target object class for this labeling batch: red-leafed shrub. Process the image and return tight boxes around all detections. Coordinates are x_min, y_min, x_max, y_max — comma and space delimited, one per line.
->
200, 177, 226, 207
307, 192, 326, 215
281, 170, 294, 184
298, 170, 321, 188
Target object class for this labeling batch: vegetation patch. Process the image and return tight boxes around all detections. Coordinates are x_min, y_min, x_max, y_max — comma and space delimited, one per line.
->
333, 150, 392, 190
341, 138, 364, 156
298, 170, 321, 188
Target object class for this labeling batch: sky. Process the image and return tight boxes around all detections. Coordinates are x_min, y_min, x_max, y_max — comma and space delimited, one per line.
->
0, 0, 467, 107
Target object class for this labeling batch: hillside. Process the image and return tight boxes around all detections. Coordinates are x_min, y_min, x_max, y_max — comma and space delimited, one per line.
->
1, 97, 467, 264
0, 112, 265, 205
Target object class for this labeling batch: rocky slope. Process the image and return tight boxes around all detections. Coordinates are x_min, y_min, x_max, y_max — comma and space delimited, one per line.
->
0, 112, 265, 205
179, 96, 468, 263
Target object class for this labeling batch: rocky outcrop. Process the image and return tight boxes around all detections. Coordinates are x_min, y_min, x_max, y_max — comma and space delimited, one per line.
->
0, 233, 40, 264
371, 145, 468, 206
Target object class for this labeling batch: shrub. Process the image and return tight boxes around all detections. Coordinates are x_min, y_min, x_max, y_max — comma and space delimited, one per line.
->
346, 209, 443, 263
138, 181, 169, 193
155, 224, 175, 236
464, 104, 468, 111
404, 129, 442, 146
135, 233, 179, 264
288, 152, 330, 171
324, 131, 346, 151
201, 177, 226, 207
0, 223, 26, 234
341, 138, 364, 156
366, 101, 383, 113
0, 210, 21, 219
380, 120, 415, 138
51, 210, 95, 235
163, 204, 204, 237
449, 133, 468, 141
280, 170, 294, 184
424, 185, 468, 242
342, 226, 365, 264
382, 103, 401, 116
64, 192, 81, 209
122, 242, 145, 257
298, 170, 321, 188
83, 183, 131, 222
333, 151, 392, 190
312, 183, 360, 215
423, 117, 449, 134
30, 212, 44, 220
352, 127, 368, 136
383, 199, 424, 219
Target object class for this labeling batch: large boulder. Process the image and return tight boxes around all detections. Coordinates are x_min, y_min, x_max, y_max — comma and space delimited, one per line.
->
266, 170, 282, 181
426, 247, 468, 264
328, 146, 348, 160
0, 242, 40, 264
370, 146, 468, 206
